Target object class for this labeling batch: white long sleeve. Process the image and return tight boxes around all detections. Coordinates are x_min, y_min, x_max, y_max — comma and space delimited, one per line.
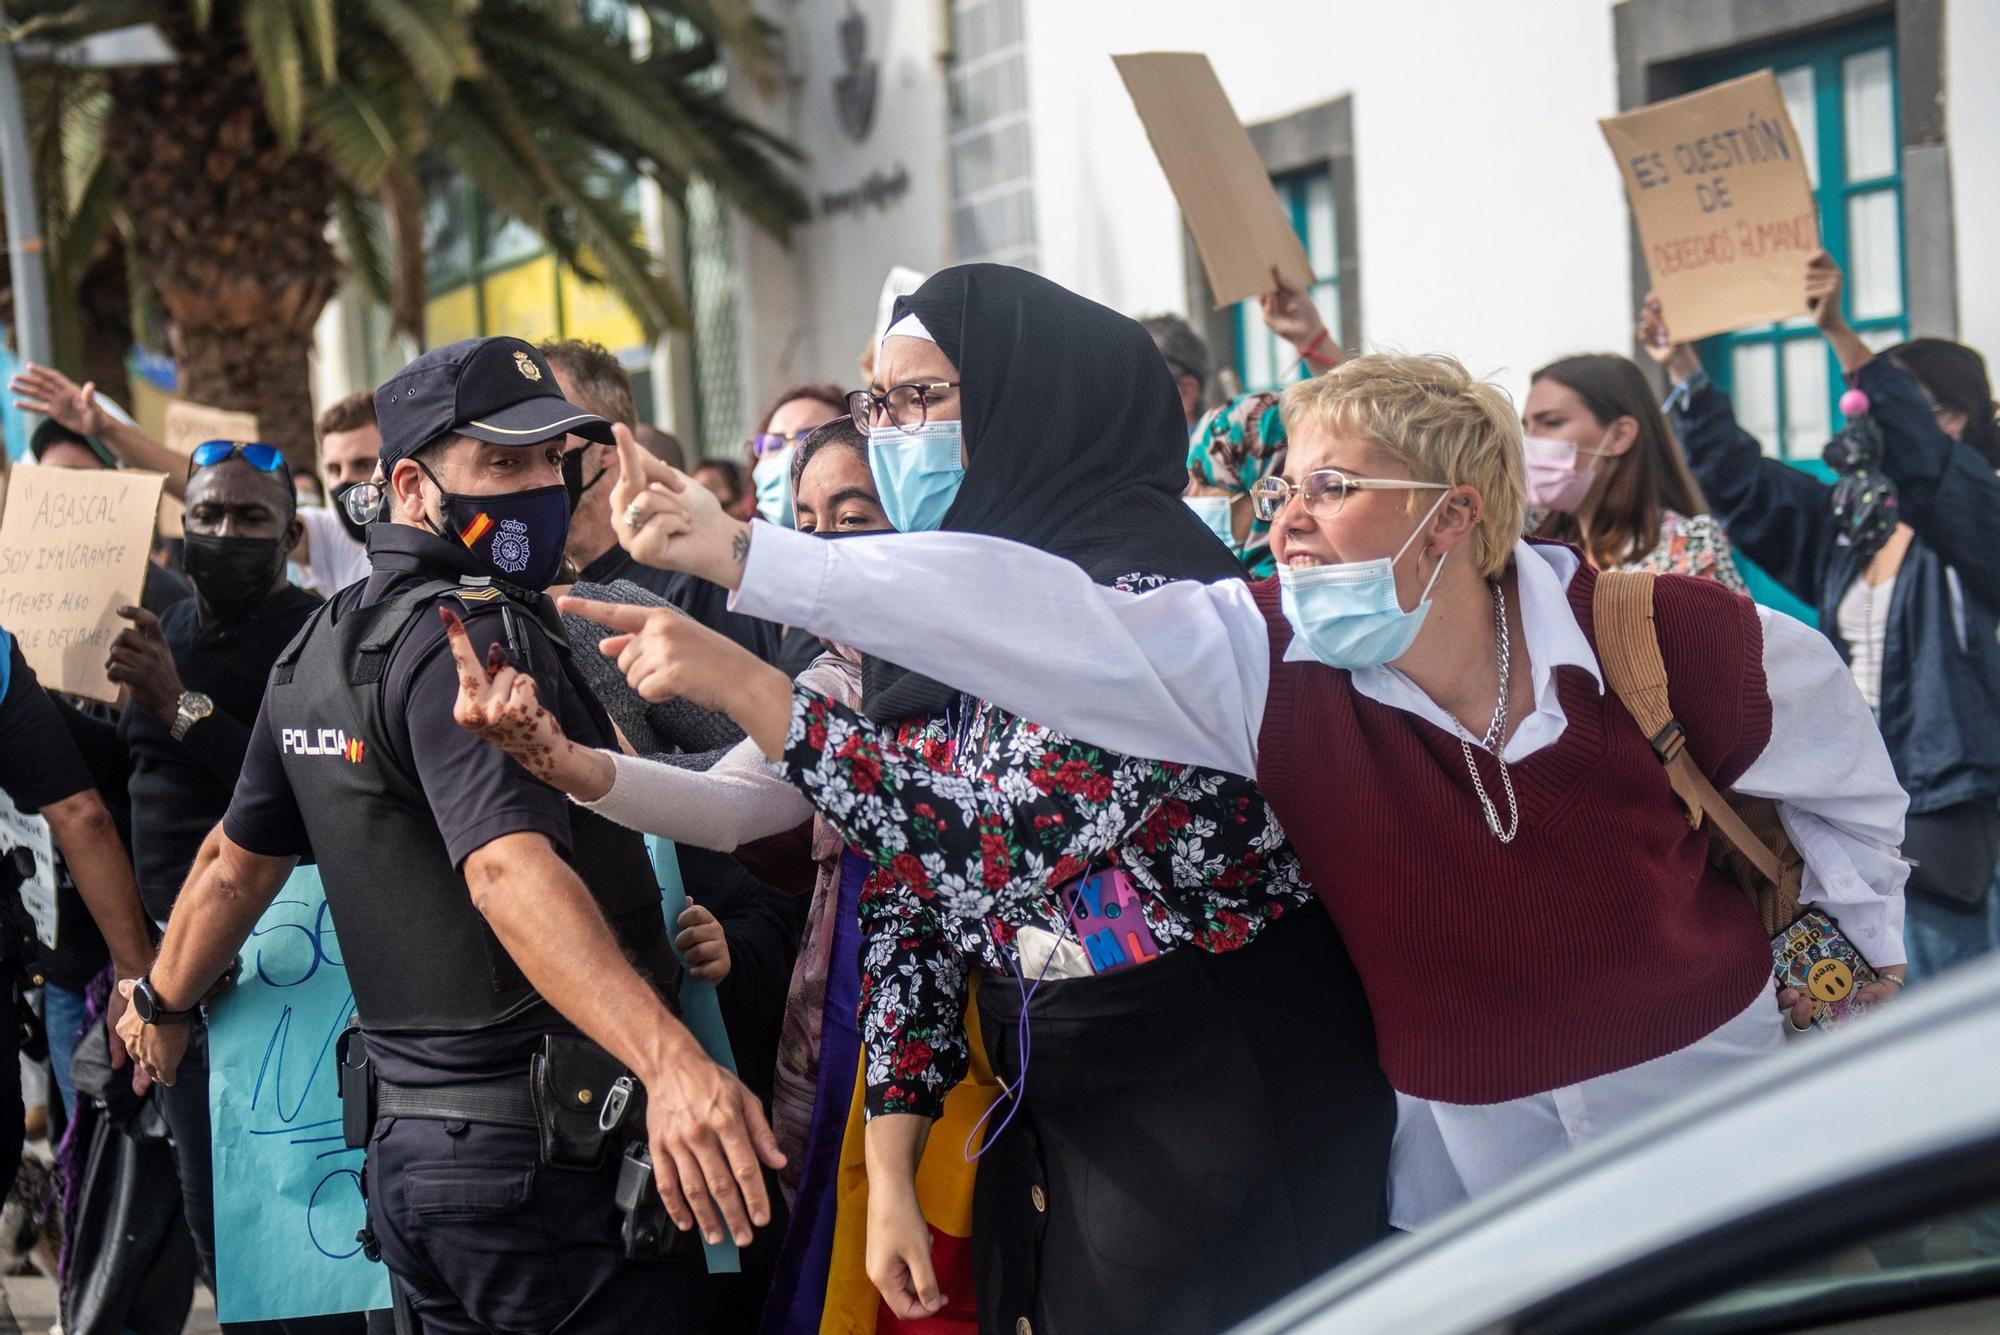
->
578, 739, 812, 851
1734, 607, 1910, 966
730, 521, 1270, 777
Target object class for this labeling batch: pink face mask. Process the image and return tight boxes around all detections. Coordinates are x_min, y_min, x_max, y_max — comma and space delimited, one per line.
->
1523, 434, 1610, 513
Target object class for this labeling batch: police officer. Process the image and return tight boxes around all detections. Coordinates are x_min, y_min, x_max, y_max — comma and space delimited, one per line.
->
118, 337, 784, 1332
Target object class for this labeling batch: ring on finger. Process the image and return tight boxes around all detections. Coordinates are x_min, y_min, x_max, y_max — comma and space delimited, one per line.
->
623, 499, 648, 530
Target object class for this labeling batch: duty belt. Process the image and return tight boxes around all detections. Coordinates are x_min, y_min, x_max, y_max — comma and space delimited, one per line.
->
375, 1076, 537, 1129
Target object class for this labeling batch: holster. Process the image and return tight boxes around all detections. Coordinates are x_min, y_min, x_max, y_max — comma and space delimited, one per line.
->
613, 1141, 686, 1259
529, 1034, 630, 1170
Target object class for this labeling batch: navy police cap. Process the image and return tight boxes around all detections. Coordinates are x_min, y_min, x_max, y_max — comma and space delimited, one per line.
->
373, 336, 615, 469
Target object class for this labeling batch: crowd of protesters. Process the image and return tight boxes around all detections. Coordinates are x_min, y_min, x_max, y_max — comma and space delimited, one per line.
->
0, 242, 1990, 1333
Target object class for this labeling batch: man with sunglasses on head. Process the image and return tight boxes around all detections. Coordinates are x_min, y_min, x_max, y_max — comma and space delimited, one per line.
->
119, 336, 780, 1333
62, 438, 354, 1330
11, 366, 383, 598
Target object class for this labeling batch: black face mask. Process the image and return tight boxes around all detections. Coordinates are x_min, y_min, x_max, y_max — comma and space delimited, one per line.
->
183, 532, 288, 619
332, 481, 374, 544
418, 461, 572, 591
561, 449, 610, 516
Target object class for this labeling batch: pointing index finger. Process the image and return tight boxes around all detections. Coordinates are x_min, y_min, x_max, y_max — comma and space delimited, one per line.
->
437, 605, 490, 690
556, 595, 654, 635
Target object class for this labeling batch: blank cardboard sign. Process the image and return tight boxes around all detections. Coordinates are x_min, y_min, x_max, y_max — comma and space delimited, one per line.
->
1115, 52, 1316, 308
1601, 70, 1820, 342
160, 400, 259, 540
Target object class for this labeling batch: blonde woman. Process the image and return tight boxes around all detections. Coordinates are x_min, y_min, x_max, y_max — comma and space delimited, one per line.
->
598, 350, 1910, 1233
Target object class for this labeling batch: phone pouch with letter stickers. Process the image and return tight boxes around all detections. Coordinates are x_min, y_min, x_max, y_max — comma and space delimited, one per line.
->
1064, 867, 1162, 975
1772, 910, 1879, 1032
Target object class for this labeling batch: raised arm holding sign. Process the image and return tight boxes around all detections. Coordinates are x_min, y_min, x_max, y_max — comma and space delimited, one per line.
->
1114, 52, 1316, 308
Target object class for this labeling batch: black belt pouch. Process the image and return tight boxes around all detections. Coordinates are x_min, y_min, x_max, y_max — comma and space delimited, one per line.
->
530, 1034, 627, 1170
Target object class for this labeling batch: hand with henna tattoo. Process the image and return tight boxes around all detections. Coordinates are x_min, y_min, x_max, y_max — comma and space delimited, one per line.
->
441, 606, 617, 801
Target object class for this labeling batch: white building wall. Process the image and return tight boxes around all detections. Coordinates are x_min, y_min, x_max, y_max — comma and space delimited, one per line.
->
734, 0, 956, 420
1020, 0, 1634, 403
1946, 0, 2000, 361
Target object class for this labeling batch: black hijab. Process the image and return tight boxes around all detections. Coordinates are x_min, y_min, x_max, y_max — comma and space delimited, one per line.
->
862, 264, 1243, 721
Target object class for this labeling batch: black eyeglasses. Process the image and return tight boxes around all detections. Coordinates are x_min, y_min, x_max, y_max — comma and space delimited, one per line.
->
189, 440, 285, 476
847, 382, 961, 434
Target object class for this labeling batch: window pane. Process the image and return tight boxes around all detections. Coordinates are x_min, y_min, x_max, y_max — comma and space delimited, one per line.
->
1776, 66, 1818, 190
1303, 173, 1337, 276
1240, 307, 1278, 390
1847, 189, 1903, 321
1842, 46, 1896, 182
1782, 338, 1831, 460
1861, 324, 1907, 353
1732, 343, 1780, 459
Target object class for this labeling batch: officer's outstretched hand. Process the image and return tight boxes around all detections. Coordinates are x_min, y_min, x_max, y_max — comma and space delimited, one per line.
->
558, 595, 795, 759
608, 424, 751, 590
648, 1042, 786, 1247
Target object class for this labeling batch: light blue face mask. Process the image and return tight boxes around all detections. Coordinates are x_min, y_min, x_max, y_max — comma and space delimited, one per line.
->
1278, 493, 1449, 669
752, 447, 795, 527
867, 421, 965, 532
1184, 495, 1237, 552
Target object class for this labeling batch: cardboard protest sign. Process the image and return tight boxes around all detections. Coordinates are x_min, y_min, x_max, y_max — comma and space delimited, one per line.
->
209, 866, 389, 1322
164, 399, 260, 457
0, 466, 165, 702
1601, 70, 1820, 341
1114, 52, 1315, 308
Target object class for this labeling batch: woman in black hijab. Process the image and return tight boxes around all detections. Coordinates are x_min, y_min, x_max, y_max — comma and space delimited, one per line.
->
589, 265, 1393, 1334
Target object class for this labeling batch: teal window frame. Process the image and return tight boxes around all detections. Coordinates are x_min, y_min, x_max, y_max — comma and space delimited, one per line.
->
1690, 19, 1906, 465
1685, 18, 1904, 626
1232, 168, 1341, 392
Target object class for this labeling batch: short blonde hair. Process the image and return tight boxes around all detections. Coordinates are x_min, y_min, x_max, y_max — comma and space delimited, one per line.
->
1279, 353, 1525, 578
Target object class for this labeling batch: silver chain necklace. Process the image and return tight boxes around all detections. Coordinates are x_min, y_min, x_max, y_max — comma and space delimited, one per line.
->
1453, 579, 1520, 844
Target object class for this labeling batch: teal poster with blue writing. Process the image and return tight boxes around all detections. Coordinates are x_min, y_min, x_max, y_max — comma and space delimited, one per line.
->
208, 866, 390, 1322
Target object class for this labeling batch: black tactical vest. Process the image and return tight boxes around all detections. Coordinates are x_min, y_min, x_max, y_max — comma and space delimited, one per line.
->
268, 577, 673, 1034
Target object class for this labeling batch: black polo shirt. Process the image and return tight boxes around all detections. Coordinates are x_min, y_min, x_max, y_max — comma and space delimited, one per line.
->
225, 524, 621, 1083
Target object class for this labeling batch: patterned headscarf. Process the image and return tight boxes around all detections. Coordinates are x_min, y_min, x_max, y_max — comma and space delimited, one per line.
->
1188, 390, 1287, 577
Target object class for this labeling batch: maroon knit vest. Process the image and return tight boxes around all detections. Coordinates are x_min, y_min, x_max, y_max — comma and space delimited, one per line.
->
1252, 556, 1775, 1104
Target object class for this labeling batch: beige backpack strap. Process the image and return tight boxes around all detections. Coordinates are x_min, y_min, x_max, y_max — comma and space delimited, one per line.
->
1593, 570, 1787, 888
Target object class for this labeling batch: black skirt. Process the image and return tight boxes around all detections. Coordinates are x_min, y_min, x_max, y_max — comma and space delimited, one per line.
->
972, 900, 1393, 1335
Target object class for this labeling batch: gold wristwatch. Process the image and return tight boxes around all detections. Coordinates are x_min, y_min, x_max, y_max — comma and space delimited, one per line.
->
170, 690, 214, 742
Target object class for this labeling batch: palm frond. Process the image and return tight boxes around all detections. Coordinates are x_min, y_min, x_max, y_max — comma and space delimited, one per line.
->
353, 0, 480, 105
241, 0, 307, 147
332, 180, 392, 310
291, 0, 338, 83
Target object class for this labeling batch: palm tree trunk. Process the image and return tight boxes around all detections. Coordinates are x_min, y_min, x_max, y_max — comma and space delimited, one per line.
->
104, 9, 338, 470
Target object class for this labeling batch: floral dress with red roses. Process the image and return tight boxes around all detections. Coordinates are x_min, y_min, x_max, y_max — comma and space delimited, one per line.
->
782, 683, 1315, 1119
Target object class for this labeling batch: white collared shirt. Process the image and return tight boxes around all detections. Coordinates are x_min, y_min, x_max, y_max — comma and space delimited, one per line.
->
732, 522, 1910, 1224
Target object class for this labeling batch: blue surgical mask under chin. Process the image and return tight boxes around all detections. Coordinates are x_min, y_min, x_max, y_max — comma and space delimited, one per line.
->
1279, 495, 1449, 670
1184, 495, 1238, 552
867, 421, 965, 533
752, 447, 795, 527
